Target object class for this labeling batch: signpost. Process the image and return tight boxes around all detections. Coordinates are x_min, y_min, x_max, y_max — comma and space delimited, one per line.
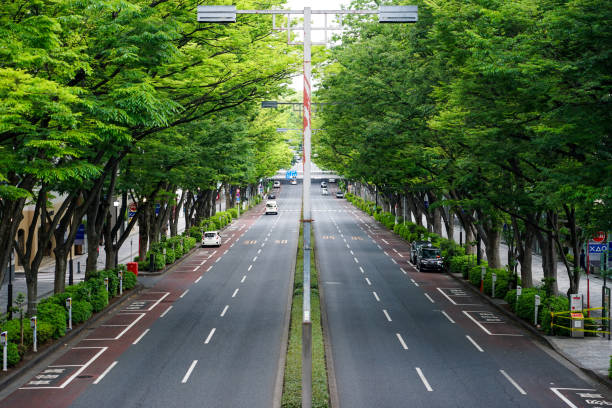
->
603, 287, 610, 340
31, 316, 37, 352
534, 295, 541, 326
66, 298, 72, 331
1, 331, 7, 371
516, 285, 522, 312
492, 273, 497, 298
118, 270, 123, 295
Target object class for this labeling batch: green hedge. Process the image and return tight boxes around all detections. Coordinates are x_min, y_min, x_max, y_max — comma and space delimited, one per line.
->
0, 342, 20, 367
542, 295, 571, 335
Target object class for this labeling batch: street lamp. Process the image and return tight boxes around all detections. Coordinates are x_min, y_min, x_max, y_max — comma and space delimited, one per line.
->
113, 201, 119, 268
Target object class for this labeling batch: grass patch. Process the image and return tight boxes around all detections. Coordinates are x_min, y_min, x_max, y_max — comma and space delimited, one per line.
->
282, 223, 329, 408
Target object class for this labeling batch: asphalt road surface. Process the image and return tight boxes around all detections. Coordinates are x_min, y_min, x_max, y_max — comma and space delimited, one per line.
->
314, 183, 612, 408
0, 182, 300, 408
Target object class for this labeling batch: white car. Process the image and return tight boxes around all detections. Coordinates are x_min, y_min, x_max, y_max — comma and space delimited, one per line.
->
290, 179, 297, 185
265, 200, 278, 215
321, 188, 329, 195
273, 181, 281, 188
202, 231, 221, 247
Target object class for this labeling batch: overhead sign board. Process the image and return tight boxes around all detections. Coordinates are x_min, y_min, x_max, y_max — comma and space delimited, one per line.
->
197, 5, 236, 23
379, 5, 418, 23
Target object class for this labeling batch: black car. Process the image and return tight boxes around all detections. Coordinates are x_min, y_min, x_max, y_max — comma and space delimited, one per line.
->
416, 247, 444, 272
410, 241, 430, 264
268, 193, 276, 199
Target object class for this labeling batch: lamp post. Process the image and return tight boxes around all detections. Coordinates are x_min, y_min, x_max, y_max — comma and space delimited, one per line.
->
113, 200, 119, 268
196, 6, 417, 407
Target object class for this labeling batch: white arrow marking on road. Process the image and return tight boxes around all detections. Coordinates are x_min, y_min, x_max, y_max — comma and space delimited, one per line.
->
383, 309, 392, 322
132, 329, 150, 345
500, 370, 526, 395
396, 333, 409, 350
94, 361, 118, 385
424, 293, 435, 303
373, 292, 380, 302
220, 305, 229, 317
181, 360, 198, 383
232, 288, 239, 298
204, 329, 216, 344
416, 368, 433, 391
160, 306, 173, 317
466, 335, 484, 352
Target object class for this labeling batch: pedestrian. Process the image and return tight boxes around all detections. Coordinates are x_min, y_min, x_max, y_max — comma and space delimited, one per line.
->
579, 248, 586, 272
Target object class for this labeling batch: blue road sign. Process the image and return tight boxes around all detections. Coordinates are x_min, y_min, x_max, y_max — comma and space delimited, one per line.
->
75, 224, 85, 245
589, 243, 607, 254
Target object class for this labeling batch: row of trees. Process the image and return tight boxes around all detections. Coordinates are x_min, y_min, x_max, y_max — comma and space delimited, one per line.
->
0, 0, 296, 313
315, 0, 611, 295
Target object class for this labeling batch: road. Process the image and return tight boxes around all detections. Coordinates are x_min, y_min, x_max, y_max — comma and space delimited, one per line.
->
314, 182, 612, 408
0, 182, 300, 408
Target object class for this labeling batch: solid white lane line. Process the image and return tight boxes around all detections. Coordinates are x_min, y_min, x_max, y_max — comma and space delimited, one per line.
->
180, 289, 189, 298
400, 268, 407, 274
359, 266, 364, 274
500, 370, 527, 395
253, 256, 258, 262
232, 288, 239, 298
373, 292, 380, 302
365, 278, 372, 286
350, 250, 354, 255
424, 293, 435, 303
132, 329, 150, 345
354, 257, 359, 263
441, 311, 455, 323
195, 276, 202, 283
416, 368, 433, 392
192, 266, 200, 272
248, 264, 253, 271
207, 266, 213, 272
396, 333, 409, 350
182, 360, 198, 383
160, 306, 173, 317
94, 361, 118, 384
220, 305, 229, 317
391, 259, 397, 264
204, 328, 216, 344
257, 249, 261, 254
383, 309, 392, 322
241, 275, 246, 283
466, 335, 484, 352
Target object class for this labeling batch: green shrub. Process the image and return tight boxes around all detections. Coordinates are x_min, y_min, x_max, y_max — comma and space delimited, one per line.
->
468, 262, 489, 287
0, 342, 20, 367
2, 319, 28, 347
98, 269, 119, 297
36, 321, 55, 344
138, 260, 149, 272
165, 248, 176, 264
123, 271, 137, 290
515, 288, 547, 324
85, 278, 109, 312
184, 237, 196, 251
228, 208, 238, 219
71, 300, 93, 324
188, 226, 203, 242
37, 301, 67, 338
483, 268, 511, 299
542, 295, 570, 335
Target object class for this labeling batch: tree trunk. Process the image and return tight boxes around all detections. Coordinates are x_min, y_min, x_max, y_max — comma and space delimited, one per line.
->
483, 226, 502, 269
433, 206, 443, 236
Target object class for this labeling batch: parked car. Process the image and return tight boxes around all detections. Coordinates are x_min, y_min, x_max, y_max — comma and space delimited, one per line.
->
268, 193, 276, 199
290, 178, 297, 185
321, 188, 329, 195
335, 190, 344, 198
265, 200, 278, 215
202, 231, 221, 247
328, 178, 336, 183
416, 246, 443, 272
273, 181, 281, 188
320, 181, 327, 188
410, 240, 431, 264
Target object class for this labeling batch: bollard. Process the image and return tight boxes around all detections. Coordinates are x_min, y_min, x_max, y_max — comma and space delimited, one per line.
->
31, 316, 37, 352
66, 298, 72, 330
150, 253, 155, 272
118, 270, 123, 295
1, 331, 7, 371
77, 261, 81, 274
480, 266, 485, 292
492, 273, 497, 298
534, 295, 541, 326
516, 285, 522, 312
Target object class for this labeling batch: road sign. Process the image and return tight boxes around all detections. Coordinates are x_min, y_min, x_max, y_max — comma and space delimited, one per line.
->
593, 231, 607, 243
589, 243, 607, 254
75, 224, 85, 245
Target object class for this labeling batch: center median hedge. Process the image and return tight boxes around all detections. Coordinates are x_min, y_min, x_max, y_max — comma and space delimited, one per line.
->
346, 192, 578, 337
0, 266, 138, 368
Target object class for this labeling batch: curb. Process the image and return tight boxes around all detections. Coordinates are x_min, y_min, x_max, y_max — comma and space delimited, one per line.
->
446, 271, 612, 389
0, 283, 144, 391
